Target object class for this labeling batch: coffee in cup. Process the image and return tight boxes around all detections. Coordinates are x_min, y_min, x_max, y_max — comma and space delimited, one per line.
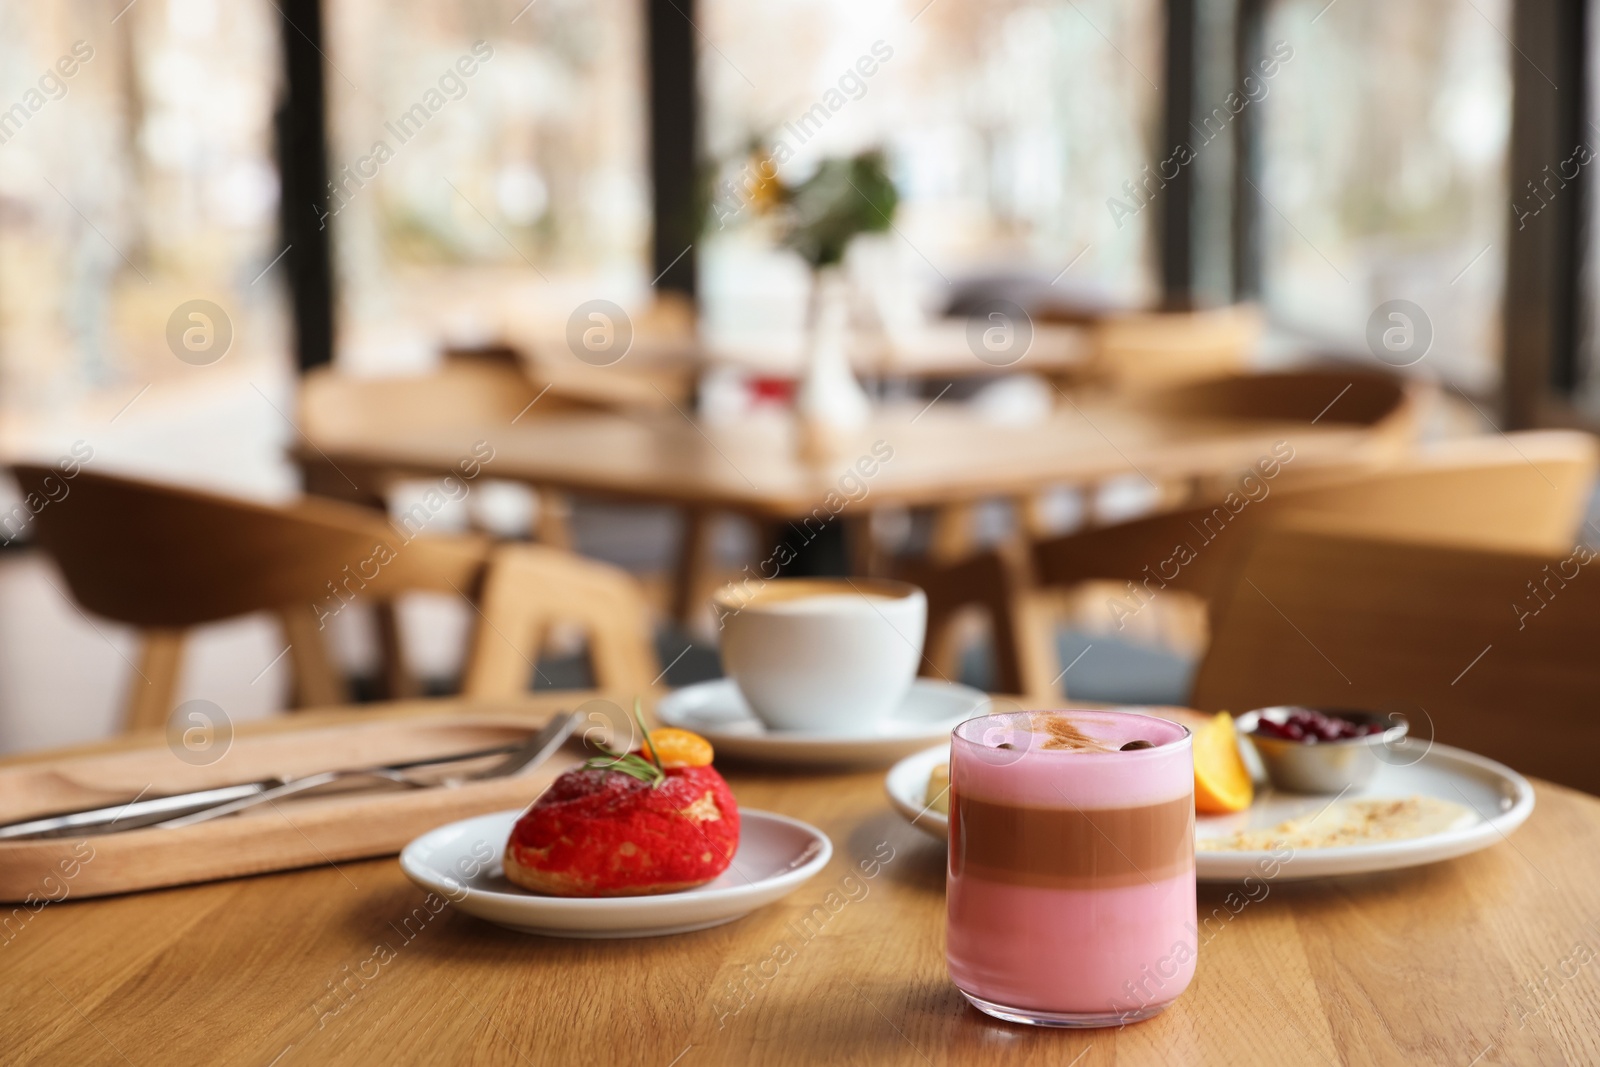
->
712, 578, 927, 733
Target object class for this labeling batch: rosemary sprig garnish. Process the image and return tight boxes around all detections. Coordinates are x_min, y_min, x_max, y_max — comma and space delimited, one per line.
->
635, 698, 663, 769
583, 750, 663, 784
583, 698, 666, 786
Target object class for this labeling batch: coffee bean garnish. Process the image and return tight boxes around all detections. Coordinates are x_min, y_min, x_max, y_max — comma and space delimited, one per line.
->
1120, 740, 1155, 751
996, 742, 1017, 750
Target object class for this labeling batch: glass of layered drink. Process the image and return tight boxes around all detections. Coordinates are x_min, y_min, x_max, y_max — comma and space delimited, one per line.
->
946, 709, 1196, 1027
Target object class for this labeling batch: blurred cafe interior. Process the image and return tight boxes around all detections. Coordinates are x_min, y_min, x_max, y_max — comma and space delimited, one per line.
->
3, 0, 1597, 774
10, 0, 1600, 1062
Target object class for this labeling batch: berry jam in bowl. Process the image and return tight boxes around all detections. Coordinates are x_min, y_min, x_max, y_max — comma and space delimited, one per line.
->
1235, 707, 1408, 794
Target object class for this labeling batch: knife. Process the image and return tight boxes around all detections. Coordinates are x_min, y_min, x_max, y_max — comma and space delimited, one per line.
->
0, 714, 576, 841
155, 710, 579, 831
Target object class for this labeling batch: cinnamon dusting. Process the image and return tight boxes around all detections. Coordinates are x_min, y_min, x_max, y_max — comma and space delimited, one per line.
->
1031, 712, 1115, 752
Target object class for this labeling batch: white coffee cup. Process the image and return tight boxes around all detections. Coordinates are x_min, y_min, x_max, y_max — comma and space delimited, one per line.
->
713, 578, 928, 733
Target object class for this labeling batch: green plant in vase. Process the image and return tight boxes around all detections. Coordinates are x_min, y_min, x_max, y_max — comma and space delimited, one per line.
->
776, 152, 899, 449
778, 151, 899, 269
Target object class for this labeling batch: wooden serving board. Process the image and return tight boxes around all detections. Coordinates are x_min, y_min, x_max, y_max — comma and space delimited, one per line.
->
0, 705, 584, 902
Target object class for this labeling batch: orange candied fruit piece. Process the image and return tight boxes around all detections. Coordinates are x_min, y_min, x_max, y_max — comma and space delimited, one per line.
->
647, 728, 714, 768
1193, 712, 1253, 814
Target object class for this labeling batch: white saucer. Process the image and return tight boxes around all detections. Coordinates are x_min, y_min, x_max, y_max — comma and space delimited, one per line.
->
400, 808, 831, 938
885, 740, 1535, 882
656, 678, 988, 767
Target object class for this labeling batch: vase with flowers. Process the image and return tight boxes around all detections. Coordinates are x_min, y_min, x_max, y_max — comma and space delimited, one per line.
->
771, 151, 900, 455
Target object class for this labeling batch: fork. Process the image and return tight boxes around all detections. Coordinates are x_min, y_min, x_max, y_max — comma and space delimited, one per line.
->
154, 710, 579, 830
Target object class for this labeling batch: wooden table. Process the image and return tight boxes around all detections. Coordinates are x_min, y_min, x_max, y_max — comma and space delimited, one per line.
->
298, 399, 1393, 522
297, 393, 1404, 623
5, 694, 1598, 1065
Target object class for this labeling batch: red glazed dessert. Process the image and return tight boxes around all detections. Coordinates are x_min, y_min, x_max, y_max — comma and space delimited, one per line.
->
504, 726, 740, 897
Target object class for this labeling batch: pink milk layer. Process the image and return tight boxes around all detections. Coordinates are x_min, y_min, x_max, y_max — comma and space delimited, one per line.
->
946, 710, 1197, 1018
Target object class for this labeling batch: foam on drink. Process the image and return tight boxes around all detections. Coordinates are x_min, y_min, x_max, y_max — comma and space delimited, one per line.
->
756, 593, 892, 614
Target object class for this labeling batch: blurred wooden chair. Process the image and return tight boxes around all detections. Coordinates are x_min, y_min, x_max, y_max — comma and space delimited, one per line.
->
510, 289, 699, 413
920, 365, 1429, 682
298, 356, 587, 676
1083, 304, 1262, 389
893, 549, 1048, 696
1191, 521, 1600, 794
11, 465, 490, 732
1032, 430, 1597, 594
1139, 364, 1408, 423
1134, 365, 1427, 493
461, 543, 660, 699
910, 430, 1599, 702
998, 366, 1426, 548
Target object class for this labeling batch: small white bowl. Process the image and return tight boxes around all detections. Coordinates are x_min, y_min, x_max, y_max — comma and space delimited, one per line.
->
400, 808, 832, 938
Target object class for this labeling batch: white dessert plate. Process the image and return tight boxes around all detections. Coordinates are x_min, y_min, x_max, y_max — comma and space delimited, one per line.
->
884, 739, 1535, 882
400, 808, 832, 938
656, 678, 987, 767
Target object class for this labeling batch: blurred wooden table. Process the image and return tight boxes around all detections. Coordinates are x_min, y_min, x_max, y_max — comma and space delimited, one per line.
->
295, 393, 1401, 625
4, 694, 1598, 1066
296, 399, 1391, 521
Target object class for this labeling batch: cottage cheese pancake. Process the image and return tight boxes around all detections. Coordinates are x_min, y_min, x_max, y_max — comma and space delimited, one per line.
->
1197, 796, 1473, 852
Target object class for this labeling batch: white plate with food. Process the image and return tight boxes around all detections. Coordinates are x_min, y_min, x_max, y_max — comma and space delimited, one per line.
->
401, 807, 831, 937
403, 715, 833, 937
885, 737, 1534, 882
656, 678, 987, 767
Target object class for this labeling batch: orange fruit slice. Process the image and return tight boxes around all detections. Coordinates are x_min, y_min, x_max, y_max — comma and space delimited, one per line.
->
646, 728, 714, 768
1192, 712, 1253, 814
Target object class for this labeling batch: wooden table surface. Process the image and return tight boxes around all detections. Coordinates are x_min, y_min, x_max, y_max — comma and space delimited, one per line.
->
4, 693, 1599, 1066
297, 397, 1392, 521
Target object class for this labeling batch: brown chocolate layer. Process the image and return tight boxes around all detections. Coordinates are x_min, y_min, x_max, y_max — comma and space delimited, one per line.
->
950, 793, 1194, 889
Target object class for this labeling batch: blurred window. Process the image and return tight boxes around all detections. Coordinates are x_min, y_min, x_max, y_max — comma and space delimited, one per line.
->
698, 0, 1163, 348
0, 0, 287, 415
324, 0, 650, 373
1256, 0, 1511, 391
